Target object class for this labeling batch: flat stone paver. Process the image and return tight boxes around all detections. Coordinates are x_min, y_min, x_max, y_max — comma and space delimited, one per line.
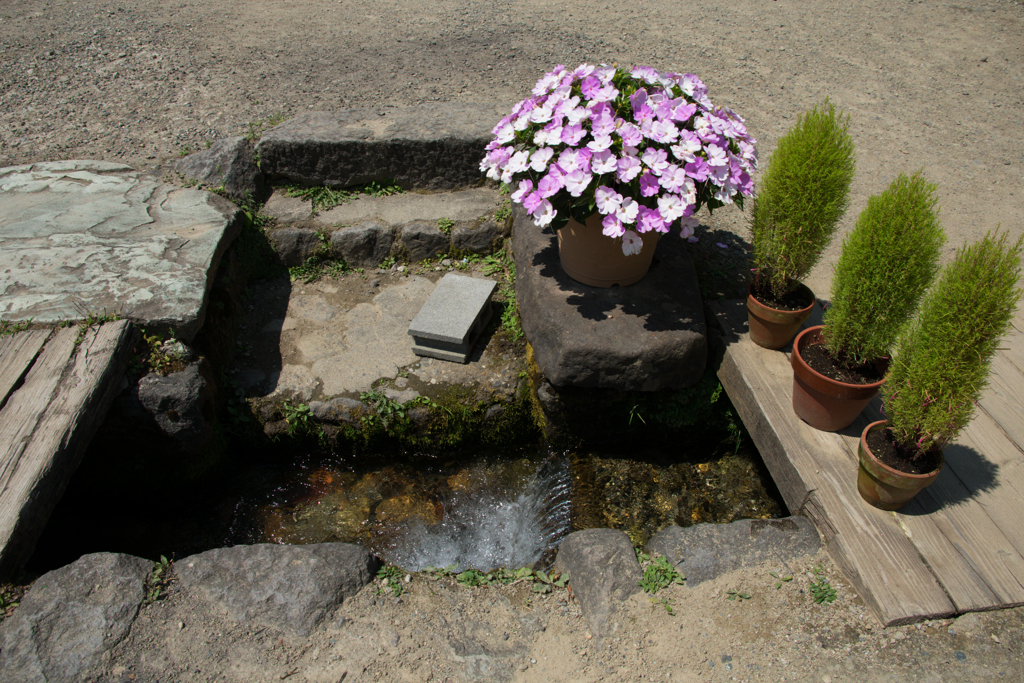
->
0, 161, 240, 342
409, 273, 496, 363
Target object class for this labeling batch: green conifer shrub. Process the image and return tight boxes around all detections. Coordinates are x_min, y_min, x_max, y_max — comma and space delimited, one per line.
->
822, 172, 945, 367
884, 231, 1024, 457
750, 100, 856, 302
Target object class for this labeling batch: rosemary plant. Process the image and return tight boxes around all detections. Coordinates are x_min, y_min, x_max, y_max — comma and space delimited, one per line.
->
822, 172, 945, 367
750, 99, 856, 301
884, 231, 1024, 457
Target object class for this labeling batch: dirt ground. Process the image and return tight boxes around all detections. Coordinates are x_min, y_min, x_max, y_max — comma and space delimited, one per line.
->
3, 0, 1024, 680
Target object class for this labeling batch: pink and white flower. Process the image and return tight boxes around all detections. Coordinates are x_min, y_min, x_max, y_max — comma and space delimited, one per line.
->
622, 230, 644, 256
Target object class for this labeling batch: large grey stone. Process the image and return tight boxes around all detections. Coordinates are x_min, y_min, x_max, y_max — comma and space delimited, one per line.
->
175, 543, 379, 636
452, 218, 505, 255
267, 226, 322, 267
400, 220, 451, 262
256, 104, 508, 190
513, 208, 707, 391
645, 517, 821, 586
0, 552, 150, 683
330, 221, 395, 268
0, 161, 241, 342
308, 396, 368, 424
135, 359, 217, 456
555, 529, 641, 641
174, 136, 264, 203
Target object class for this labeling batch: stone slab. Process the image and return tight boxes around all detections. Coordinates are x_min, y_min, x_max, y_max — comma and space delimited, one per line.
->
255, 104, 508, 191
645, 517, 821, 586
0, 161, 241, 342
513, 208, 708, 391
317, 187, 501, 226
409, 274, 497, 345
174, 136, 264, 204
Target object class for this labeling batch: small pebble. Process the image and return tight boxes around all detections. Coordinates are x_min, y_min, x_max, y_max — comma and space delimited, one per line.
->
954, 651, 967, 661
397, 266, 407, 273
370, 280, 379, 288
178, 621, 185, 630
441, 258, 452, 267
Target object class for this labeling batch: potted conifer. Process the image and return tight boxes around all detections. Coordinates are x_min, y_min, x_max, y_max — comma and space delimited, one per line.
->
791, 172, 945, 431
858, 231, 1023, 510
747, 99, 855, 348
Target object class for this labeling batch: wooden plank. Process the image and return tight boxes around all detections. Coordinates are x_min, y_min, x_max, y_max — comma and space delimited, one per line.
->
711, 300, 955, 625
978, 353, 1024, 454
0, 321, 137, 580
944, 411, 1024, 560
0, 329, 51, 407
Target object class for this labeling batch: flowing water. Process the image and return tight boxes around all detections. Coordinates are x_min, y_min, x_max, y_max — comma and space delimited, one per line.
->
30, 438, 782, 574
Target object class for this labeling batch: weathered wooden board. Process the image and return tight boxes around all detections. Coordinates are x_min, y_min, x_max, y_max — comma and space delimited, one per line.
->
710, 301, 955, 625
978, 353, 1024, 454
0, 320, 137, 581
0, 329, 51, 408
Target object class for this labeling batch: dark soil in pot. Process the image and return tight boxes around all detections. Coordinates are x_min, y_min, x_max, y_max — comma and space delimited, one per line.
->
749, 282, 815, 311
866, 427, 942, 475
799, 344, 886, 385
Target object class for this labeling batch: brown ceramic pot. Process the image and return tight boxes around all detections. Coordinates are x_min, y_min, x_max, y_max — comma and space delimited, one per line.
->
746, 282, 815, 349
857, 420, 943, 510
791, 326, 888, 432
556, 213, 659, 287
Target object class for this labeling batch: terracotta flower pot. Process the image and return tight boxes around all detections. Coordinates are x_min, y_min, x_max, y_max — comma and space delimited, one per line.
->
791, 326, 888, 432
857, 420, 944, 510
746, 282, 815, 349
556, 213, 659, 287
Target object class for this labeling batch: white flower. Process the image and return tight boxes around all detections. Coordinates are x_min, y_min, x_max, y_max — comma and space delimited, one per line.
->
494, 122, 515, 144
658, 194, 686, 223
595, 185, 623, 214
530, 147, 554, 173
591, 150, 618, 175
617, 197, 639, 224
563, 170, 593, 197
532, 199, 556, 227
505, 150, 530, 175
587, 134, 613, 152
622, 230, 643, 256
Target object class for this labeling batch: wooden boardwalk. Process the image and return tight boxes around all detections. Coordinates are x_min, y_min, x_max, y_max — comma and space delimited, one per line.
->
710, 299, 1024, 626
0, 321, 136, 581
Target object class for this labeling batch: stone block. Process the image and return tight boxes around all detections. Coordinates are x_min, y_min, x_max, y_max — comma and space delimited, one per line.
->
330, 221, 394, 268
399, 220, 450, 262
408, 274, 496, 363
645, 517, 821, 586
174, 136, 264, 203
452, 218, 504, 254
255, 104, 507, 190
512, 209, 707, 391
267, 227, 322, 267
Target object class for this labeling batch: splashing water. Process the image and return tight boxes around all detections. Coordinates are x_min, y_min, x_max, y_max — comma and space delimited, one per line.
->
380, 455, 572, 572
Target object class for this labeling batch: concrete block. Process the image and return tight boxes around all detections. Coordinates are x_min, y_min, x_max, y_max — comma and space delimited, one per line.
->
408, 274, 496, 363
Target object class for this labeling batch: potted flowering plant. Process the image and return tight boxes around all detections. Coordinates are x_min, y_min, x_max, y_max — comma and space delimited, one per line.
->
858, 231, 1023, 510
746, 100, 855, 348
480, 63, 758, 287
791, 172, 945, 431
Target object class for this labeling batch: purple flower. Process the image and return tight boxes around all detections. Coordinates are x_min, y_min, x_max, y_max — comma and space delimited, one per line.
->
561, 123, 586, 146
573, 63, 596, 80
659, 164, 687, 194
537, 172, 563, 199
511, 179, 534, 204
630, 88, 648, 112
639, 172, 661, 197
616, 155, 642, 183
630, 65, 660, 84
636, 205, 667, 233
672, 102, 697, 123
591, 83, 619, 102
522, 191, 544, 214
618, 122, 643, 148
602, 214, 625, 238
591, 114, 616, 137
580, 75, 602, 99
684, 157, 710, 182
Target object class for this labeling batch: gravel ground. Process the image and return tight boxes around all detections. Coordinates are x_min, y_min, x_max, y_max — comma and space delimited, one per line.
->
3, 1, 1024, 681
